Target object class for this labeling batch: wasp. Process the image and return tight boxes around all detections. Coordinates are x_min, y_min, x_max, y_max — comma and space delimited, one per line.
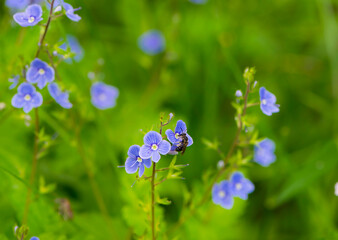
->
175, 133, 189, 155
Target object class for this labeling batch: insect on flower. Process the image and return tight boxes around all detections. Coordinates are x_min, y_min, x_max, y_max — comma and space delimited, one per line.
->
166, 120, 193, 155
13, 4, 43, 27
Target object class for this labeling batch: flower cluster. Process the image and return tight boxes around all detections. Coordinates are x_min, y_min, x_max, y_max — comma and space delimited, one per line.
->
124, 119, 193, 177
212, 172, 254, 209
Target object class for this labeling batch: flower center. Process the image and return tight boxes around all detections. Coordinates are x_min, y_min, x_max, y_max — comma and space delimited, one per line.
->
38, 68, 45, 75
137, 157, 142, 163
175, 133, 179, 139
262, 99, 267, 105
28, 16, 35, 23
24, 94, 31, 101
151, 144, 158, 151
98, 94, 106, 101
235, 183, 242, 190
218, 190, 225, 198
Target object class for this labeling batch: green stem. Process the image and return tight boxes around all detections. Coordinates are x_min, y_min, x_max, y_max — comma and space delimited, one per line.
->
151, 162, 156, 240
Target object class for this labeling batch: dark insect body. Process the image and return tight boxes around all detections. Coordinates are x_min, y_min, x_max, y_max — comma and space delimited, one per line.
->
175, 133, 189, 155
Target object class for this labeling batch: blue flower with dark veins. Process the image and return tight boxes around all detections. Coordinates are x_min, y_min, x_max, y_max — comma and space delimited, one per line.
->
259, 87, 280, 116
166, 120, 193, 154
254, 138, 276, 167
212, 180, 234, 209
138, 30, 165, 55
48, 83, 72, 109
229, 172, 255, 200
139, 131, 171, 162
13, 4, 43, 27
27, 59, 55, 89
59, 35, 84, 62
11, 83, 42, 113
125, 145, 152, 177
91, 82, 119, 110
9, 75, 19, 90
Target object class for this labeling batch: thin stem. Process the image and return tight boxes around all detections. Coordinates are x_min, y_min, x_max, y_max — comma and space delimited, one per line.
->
22, 108, 39, 225
151, 162, 156, 240
246, 102, 260, 108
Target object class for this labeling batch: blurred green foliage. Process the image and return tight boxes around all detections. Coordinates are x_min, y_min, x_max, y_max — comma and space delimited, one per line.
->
0, 0, 337, 239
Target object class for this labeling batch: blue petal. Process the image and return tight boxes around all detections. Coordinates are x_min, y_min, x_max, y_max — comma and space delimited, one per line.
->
30, 237, 39, 240
18, 82, 35, 95
158, 140, 170, 155
23, 103, 33, 113
143, 158, 152, 168
127, 145, 140, 158
260, 138, 276, 151
11, 94, 25, 108
139, 145, 152, 159
31, 92, 43, 107
143, 131, 162, 145
26, 4, 42, 18
125, 157, 138, 174
175, 120, 187, 134
165, 129, 177, 144
37, 78, 47, 89
151, 151, 161, 162
138, 164, 145, 177
138, 30, 165, 55
64, 3, 81, 22
230, 171, 243, 183
187, 133, 193, 147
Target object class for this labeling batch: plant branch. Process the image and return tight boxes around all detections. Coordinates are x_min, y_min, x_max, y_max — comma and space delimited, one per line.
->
151, 162, 156, 240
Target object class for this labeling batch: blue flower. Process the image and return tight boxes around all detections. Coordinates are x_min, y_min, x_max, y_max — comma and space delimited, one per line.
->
59, 35, 84, 62
229, 172, 255, 200
190, 0, 207, 4
48, 83, 72, 109
91, 82, 119, 110
125, 145, 152, 177
63, 3, 81, 22
165, 120, 193, 153
30, 237, 39, 240
6, 0, 29, 10
212, 180, 234, 209
13, 4, 43, 27
138, 30, 165, 55
9, 75, 19, 90
259, 87, 280, 116
254, 138, 276, 167
11, 83, 43, 113
139, 131, 171, 162
27, 59, 55, 89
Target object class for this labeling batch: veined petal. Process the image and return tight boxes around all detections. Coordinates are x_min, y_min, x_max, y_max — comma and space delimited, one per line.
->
11, 94, 25, 108
143, 158, 152, 168
151, 151, 161, 162
158, 140, 170, 155
175, 120, 187, 134
165, 129, 177, 144
139, 145, 152, 159
138, 164, 145, 177
31, 92, 43, 107
128, 145, 140, 158
187, 133, 193, 147
143, 131, 162, 145
125, 157, 138, 174
23, 103, 33, 113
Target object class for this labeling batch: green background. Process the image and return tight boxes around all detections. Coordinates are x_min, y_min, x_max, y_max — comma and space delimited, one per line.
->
0, 0, 337, 239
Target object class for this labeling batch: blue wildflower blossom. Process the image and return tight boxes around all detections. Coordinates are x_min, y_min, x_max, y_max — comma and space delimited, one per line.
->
59, 35, 84, 62
190, 0, 207, 4
259, 87, 280, 116
30, 237, 39, 240
48, 83, 72, 109
139, 131, 171, 162
212, 180, 234, 209
11, 83, 43, 113
13, 4, 43, 27
91, 82, 119, 110
229, 172, 255, 200
125, 145, 152, 177
27, 59, 55, 89
165, 120, 193, 154
138, 30, 165, 55
63, 3, 81, 22
254, 138, 276, 167
9, 75, 19, 90
6, 0, 29, 10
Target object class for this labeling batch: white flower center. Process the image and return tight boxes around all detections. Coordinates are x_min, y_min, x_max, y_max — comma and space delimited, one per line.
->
137, 157, 142, 163
218, 190, 225, 198
151, 144, 158, 150
262, 99, 267, 105
28, 16, 35, 23
38, 68, 45, 75
175, 133, 179, 139
24, 94, 31, 101
99, 93, 106, 101
235, 183, 242, 190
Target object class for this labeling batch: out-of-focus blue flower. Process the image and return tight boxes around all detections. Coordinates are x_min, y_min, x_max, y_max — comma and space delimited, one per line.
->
11, 83, 42, 113
254, 138, 276, 167
30, 237, 39, 240
259, 87, 280, 116
90, 82, 119, 110
59, 35, 84, 62
139, 131, 171, 162
27, 59, 55, 89
165, 120, 193, 153
9, 75, 19, 90
6, 0, 29, 10
138, 30, 165, 55
190, 0, 207, 4
229, 172, 255, 200
212, 180, 234, 209
64, 3, 81, 22
13, 4, 43, 27
125, 145, 152, 177
48, 83, 72, 109
235, 90, 242, 97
